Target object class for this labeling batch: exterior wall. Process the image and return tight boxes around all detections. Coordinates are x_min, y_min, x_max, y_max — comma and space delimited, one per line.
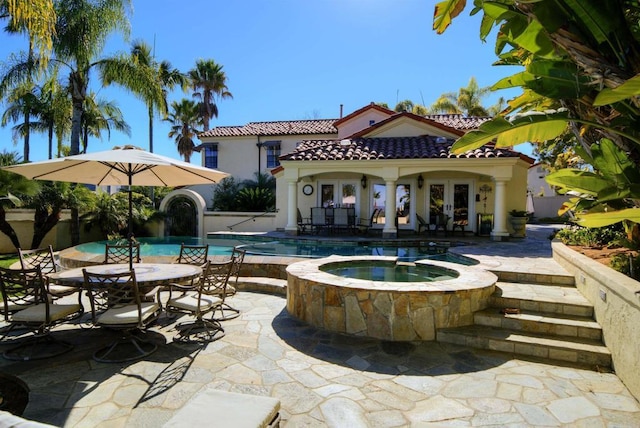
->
366, 120, 459, 139
0, 209, 102, 254
553, 242, 640, 401
532, 195, 570, 219
337, 110, 393, 138
199, 133, 336, 182
203, 211, 277, 234
528, 164, 555, 197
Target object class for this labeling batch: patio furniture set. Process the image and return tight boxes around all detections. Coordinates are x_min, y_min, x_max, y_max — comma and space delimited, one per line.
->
0, 243, 245, 363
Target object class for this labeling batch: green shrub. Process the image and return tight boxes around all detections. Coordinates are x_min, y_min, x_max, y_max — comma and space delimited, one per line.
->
555, 224, 626, 248
610, 252, 640, 281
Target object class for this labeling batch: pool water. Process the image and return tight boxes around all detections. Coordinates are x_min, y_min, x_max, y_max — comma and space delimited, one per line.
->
74, 236, 478, 264
321, 261, 460, 282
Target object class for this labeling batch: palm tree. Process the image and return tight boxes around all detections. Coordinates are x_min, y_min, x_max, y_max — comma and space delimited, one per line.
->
130, 40, 187, 153
165, 99, 202, 163
0, 0, 56, 66
30, 74, 72, 159
429, 77, 491, 116
1, 81, 41, 161
80, 92, 131, 153
189, 59, 232, 131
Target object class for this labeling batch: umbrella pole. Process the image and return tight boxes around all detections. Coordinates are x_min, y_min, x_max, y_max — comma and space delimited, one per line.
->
128, 173, 134, 271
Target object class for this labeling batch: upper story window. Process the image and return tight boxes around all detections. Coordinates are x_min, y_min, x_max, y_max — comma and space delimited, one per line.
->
204, 144, 218, 169
265, 141, 281, 168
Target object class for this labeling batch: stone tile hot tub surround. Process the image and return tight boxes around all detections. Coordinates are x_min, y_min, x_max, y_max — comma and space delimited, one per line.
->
286, 256, 497, 341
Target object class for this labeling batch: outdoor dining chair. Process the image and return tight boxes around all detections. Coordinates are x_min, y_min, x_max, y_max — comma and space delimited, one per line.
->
82, 268, 161, 363
311, 207, 328, 234
212, 247, 245, 321
19, 246, 82, 307
104, 243, 141, 264
175, 243, 209, 266
0, 266, 83, 361
164, 260, 230, 343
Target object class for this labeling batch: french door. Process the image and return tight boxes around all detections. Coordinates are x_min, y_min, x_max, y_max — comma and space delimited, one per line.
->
426, 180, 473, 230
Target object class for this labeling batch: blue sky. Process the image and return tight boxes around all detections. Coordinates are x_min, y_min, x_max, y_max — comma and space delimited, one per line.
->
0, 0, 531, 163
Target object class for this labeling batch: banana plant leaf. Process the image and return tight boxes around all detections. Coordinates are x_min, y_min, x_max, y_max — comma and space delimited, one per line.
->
594, 74, 640, 106
451, 112, 569, 153
574, 208, 640, 228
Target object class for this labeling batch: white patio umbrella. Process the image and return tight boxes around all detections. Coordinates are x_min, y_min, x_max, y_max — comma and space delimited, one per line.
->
526, 190, 535, 215
2, 145, 229, 269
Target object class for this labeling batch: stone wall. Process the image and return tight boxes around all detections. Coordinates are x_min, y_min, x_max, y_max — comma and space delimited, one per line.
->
286, 256, 496, 342
552, 242, 640, 401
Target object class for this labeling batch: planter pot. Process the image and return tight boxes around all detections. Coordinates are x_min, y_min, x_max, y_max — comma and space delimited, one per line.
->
509, 216, 528, 238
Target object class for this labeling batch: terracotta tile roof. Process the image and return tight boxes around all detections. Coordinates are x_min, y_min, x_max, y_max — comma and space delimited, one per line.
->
280, 136, 522, 161
199, 119, 338, 138
424, 114, 491, 130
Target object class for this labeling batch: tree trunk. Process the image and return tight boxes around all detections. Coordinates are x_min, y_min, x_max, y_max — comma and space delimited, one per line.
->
0, 206, 21, 250
70, 201, 80, 246
31, 206, 61, 249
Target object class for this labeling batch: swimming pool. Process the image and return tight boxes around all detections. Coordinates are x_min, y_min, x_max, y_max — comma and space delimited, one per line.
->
73, 235, 478, 264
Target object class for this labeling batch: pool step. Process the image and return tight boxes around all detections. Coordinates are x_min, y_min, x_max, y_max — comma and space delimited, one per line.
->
437, 279, 610, 369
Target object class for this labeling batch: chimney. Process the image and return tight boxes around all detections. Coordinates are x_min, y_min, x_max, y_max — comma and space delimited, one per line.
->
339, 104, 343, 119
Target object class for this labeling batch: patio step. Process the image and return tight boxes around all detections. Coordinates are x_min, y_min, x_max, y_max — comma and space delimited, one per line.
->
490, 281, 593, 318
492, 270, 575, 286
235, 276, 287, 296
437, 277, 611, 369
437, 325, 611, 368
474, 309, 602, 340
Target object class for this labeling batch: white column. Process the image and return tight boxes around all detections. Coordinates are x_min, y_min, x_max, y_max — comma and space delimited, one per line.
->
383, 180, 397, 238
491, 179, 510, 241
285, 179, 298, 236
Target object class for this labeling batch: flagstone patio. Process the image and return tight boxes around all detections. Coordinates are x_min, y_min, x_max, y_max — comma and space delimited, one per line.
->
1, 225, 639, 427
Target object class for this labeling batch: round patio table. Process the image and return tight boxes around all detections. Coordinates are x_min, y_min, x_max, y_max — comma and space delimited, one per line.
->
49, 263, 201, 288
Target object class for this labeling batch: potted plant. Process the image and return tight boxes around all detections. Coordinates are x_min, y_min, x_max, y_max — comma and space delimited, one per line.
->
509, 210, 530, 238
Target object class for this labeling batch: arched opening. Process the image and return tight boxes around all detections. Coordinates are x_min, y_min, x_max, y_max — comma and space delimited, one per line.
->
165, 196, 197, 237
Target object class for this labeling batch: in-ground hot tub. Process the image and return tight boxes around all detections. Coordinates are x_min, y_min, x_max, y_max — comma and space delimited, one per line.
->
286, 256, 497, 341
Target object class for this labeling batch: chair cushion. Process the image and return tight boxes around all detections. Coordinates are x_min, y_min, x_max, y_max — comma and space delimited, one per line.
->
167, 294, 222, 312
12, 303, 82, 323
48, 284, 77, 296
97, 302, 160, 325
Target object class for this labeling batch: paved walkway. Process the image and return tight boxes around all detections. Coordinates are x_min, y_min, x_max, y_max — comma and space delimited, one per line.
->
3, 225, 640, 427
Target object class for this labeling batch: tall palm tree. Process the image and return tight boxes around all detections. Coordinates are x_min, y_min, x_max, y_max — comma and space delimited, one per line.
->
80, 92, 130, 153
1, 81, 40, 161
165, 99, 202, 163
429, 77, 491, 116
189, 59, 232, 131
29, 73, 72, 159
130, 40, 187, 153
0, 0, 56, 67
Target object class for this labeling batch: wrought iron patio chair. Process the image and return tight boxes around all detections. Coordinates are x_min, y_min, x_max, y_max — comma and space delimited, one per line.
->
212, 247, 246, 321
83, 268, 161, 362
165, 260, 230, 343
175, 243, 209, 265
0, 266, 83, 361
104, 243, 141, 264
19, 246, 82, 306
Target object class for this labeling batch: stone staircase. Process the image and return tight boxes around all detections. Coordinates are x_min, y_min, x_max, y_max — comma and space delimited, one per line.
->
437, 271, 612, 370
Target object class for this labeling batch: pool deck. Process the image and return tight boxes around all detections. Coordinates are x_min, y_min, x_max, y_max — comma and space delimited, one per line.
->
3, 225, 640, 427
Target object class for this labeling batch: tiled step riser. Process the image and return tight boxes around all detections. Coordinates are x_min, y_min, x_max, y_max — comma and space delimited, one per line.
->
474, 312, 602, 341
489, 296, 593, 318
437, 331, 611, 368
493, 271, 575, 286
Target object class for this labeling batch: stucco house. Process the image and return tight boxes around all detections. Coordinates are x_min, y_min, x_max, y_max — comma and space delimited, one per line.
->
196, 103, 534, 240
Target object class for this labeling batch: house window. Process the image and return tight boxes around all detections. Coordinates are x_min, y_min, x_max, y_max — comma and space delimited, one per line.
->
266, 143, 281, 168
204, 145, 218, 169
